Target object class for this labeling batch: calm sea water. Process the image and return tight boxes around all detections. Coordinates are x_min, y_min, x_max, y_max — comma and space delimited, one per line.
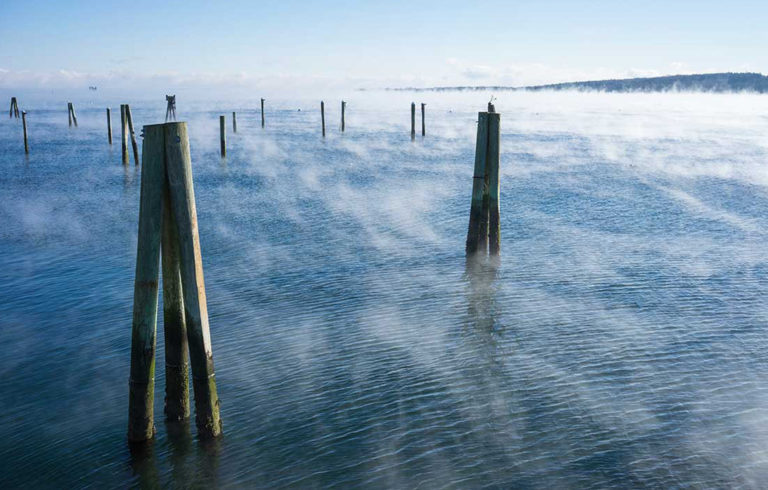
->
1, 91, 768, 488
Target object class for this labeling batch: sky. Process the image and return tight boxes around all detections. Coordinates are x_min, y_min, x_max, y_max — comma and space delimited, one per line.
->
1, 0, 767, 95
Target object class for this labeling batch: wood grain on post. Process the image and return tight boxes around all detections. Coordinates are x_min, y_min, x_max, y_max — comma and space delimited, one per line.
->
411, 102, 416, 139
421, 103, 426, 136
127, 123, 166, 442
107, 108, 113, 145
22, 111, 28, 154
126, 105, 140, 166
487, 113, 501, 255
261, 98, 265, 128
163, 122, 222, 439
121, 105, 129, 165
321, 101, 325, 137
162, 181, 190, 421
466, 112, 490, 256
232, 112, 237, 133
341, 101, 346, 132
219, 115, 226, 157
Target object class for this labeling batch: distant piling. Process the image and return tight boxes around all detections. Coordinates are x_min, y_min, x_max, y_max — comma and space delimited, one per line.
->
107, 108, 113, 145
421, 103, 426, 136
128, 121, 222, 442
341, 101, 346, 132
9, 97, 19, 119
261, 98, 265, 128
219, 115, 226, 157
165, 95, 177, 122
68, 102, 78, 127
121, 104, 129, 164
466, 109, 501, 257
321, 101, 325, 137
411, 102, 415, 140
232, 112, 237, 133
126, 105, 140, 166
22, 111, 28, 154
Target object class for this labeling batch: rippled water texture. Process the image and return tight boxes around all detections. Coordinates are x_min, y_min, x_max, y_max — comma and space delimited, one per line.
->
1, 91, 768, 487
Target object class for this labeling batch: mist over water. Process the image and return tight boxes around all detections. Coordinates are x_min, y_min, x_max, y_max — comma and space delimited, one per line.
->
1, 91, 768, 487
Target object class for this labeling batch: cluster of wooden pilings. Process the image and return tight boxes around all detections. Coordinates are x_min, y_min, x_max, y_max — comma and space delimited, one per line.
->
410, 102, 427, 139
466, 103, 501, 257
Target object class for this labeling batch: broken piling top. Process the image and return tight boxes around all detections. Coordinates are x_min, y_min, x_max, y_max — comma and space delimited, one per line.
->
128, 121, 222, 442
466, 110, 501, 257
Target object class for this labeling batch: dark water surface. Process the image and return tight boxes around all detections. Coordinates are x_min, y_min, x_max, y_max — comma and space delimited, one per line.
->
2, 92, 768, 488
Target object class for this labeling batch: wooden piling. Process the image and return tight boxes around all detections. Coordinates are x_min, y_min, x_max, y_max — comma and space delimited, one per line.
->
70, 102, 78, 127
163, 122, 222, 439
219, 115, 226, 157
107, 108, 113, 145
10, 97, 19, 119
68, 103, 73, 127
121, 105, 129, 165
411, 102, 416, 140
341, 101, 346, 132
321, 101, 325, 137
9, 98, 13, 118
127, 124, 166, 442
466, 111, 501, 256
22, 111, 28, 154
260, 98, 265, 128
421, 103, 426, 136
162, 181, 190, 422
126, 105, 140, 166
165, 95, 177, 122
232, 112, 237, 133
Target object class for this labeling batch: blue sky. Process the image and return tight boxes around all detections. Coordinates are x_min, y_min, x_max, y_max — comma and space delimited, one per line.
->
1, 0, 766, 92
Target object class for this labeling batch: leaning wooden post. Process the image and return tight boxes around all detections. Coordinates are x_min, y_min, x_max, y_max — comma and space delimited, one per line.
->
10, 97, 19, 118
260, 98, 265, 128
22, 111, 28, 154
68, 103, 73, 127
421, 103, 426, 136
411, 102, 416, 140
487, 111, 501, 255
164, 122, 223, 439
70, 102, 78, 127
121, 105, 129, 165
232, 112, 237, 133
219, 115, 226, 157
321, 101, 325, 137
127, 124, 166, 442
126, 105, 140, 166
107, 108, 113, 145
341, 101, 346, 132
162, 179, 190, 422
466, 112, 490, 256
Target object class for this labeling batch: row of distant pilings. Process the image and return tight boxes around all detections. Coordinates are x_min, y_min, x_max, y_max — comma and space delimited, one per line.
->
6, 94, 501, 444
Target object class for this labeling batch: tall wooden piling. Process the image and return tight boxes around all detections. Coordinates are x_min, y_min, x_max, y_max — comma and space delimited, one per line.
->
121, 105, 129, 165
22, 111, 28, 154
466, 110, 501, 257
341, 101, 346, 132
107, 108, 113, 145
321, 101, 325, 137
219, 115, 226, 157
411, 102, 416, 140
68, 103, 73, 127
260, 98, 265, 128
126, 105, 140, 166
163, 122, 222, 439
128, 121, 222, 441
68, 102, 78, 127
421, 103, 426, 136
232, 112, 237, 133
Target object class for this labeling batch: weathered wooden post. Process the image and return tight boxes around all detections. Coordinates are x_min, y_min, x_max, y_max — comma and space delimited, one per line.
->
9, 98, 13, 118
421, 103, 426, 136
165, 95, 177, 122
107, 108, 113, 145
68, 103, 73, 127
22, 111, 28, 154
260, 98, 265, 128
321, 101, 325, 137
232, 112, 237, 133
219, 115, 226, 157
121, 105, 129, 165
10, 97, 19, 118
341, 101, 346, 132
128, 121, 222, 442
69, 102, 78, 127
126, 105, 140, 166
466, 109, 501, 257
411, 102, 415, 140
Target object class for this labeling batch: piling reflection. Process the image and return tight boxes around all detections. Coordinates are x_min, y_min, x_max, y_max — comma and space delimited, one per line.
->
128, 440, 159, 489
464, 255, 504, 362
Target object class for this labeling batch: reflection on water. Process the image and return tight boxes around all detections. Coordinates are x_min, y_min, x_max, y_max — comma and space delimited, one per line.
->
2, 92, 768, 487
